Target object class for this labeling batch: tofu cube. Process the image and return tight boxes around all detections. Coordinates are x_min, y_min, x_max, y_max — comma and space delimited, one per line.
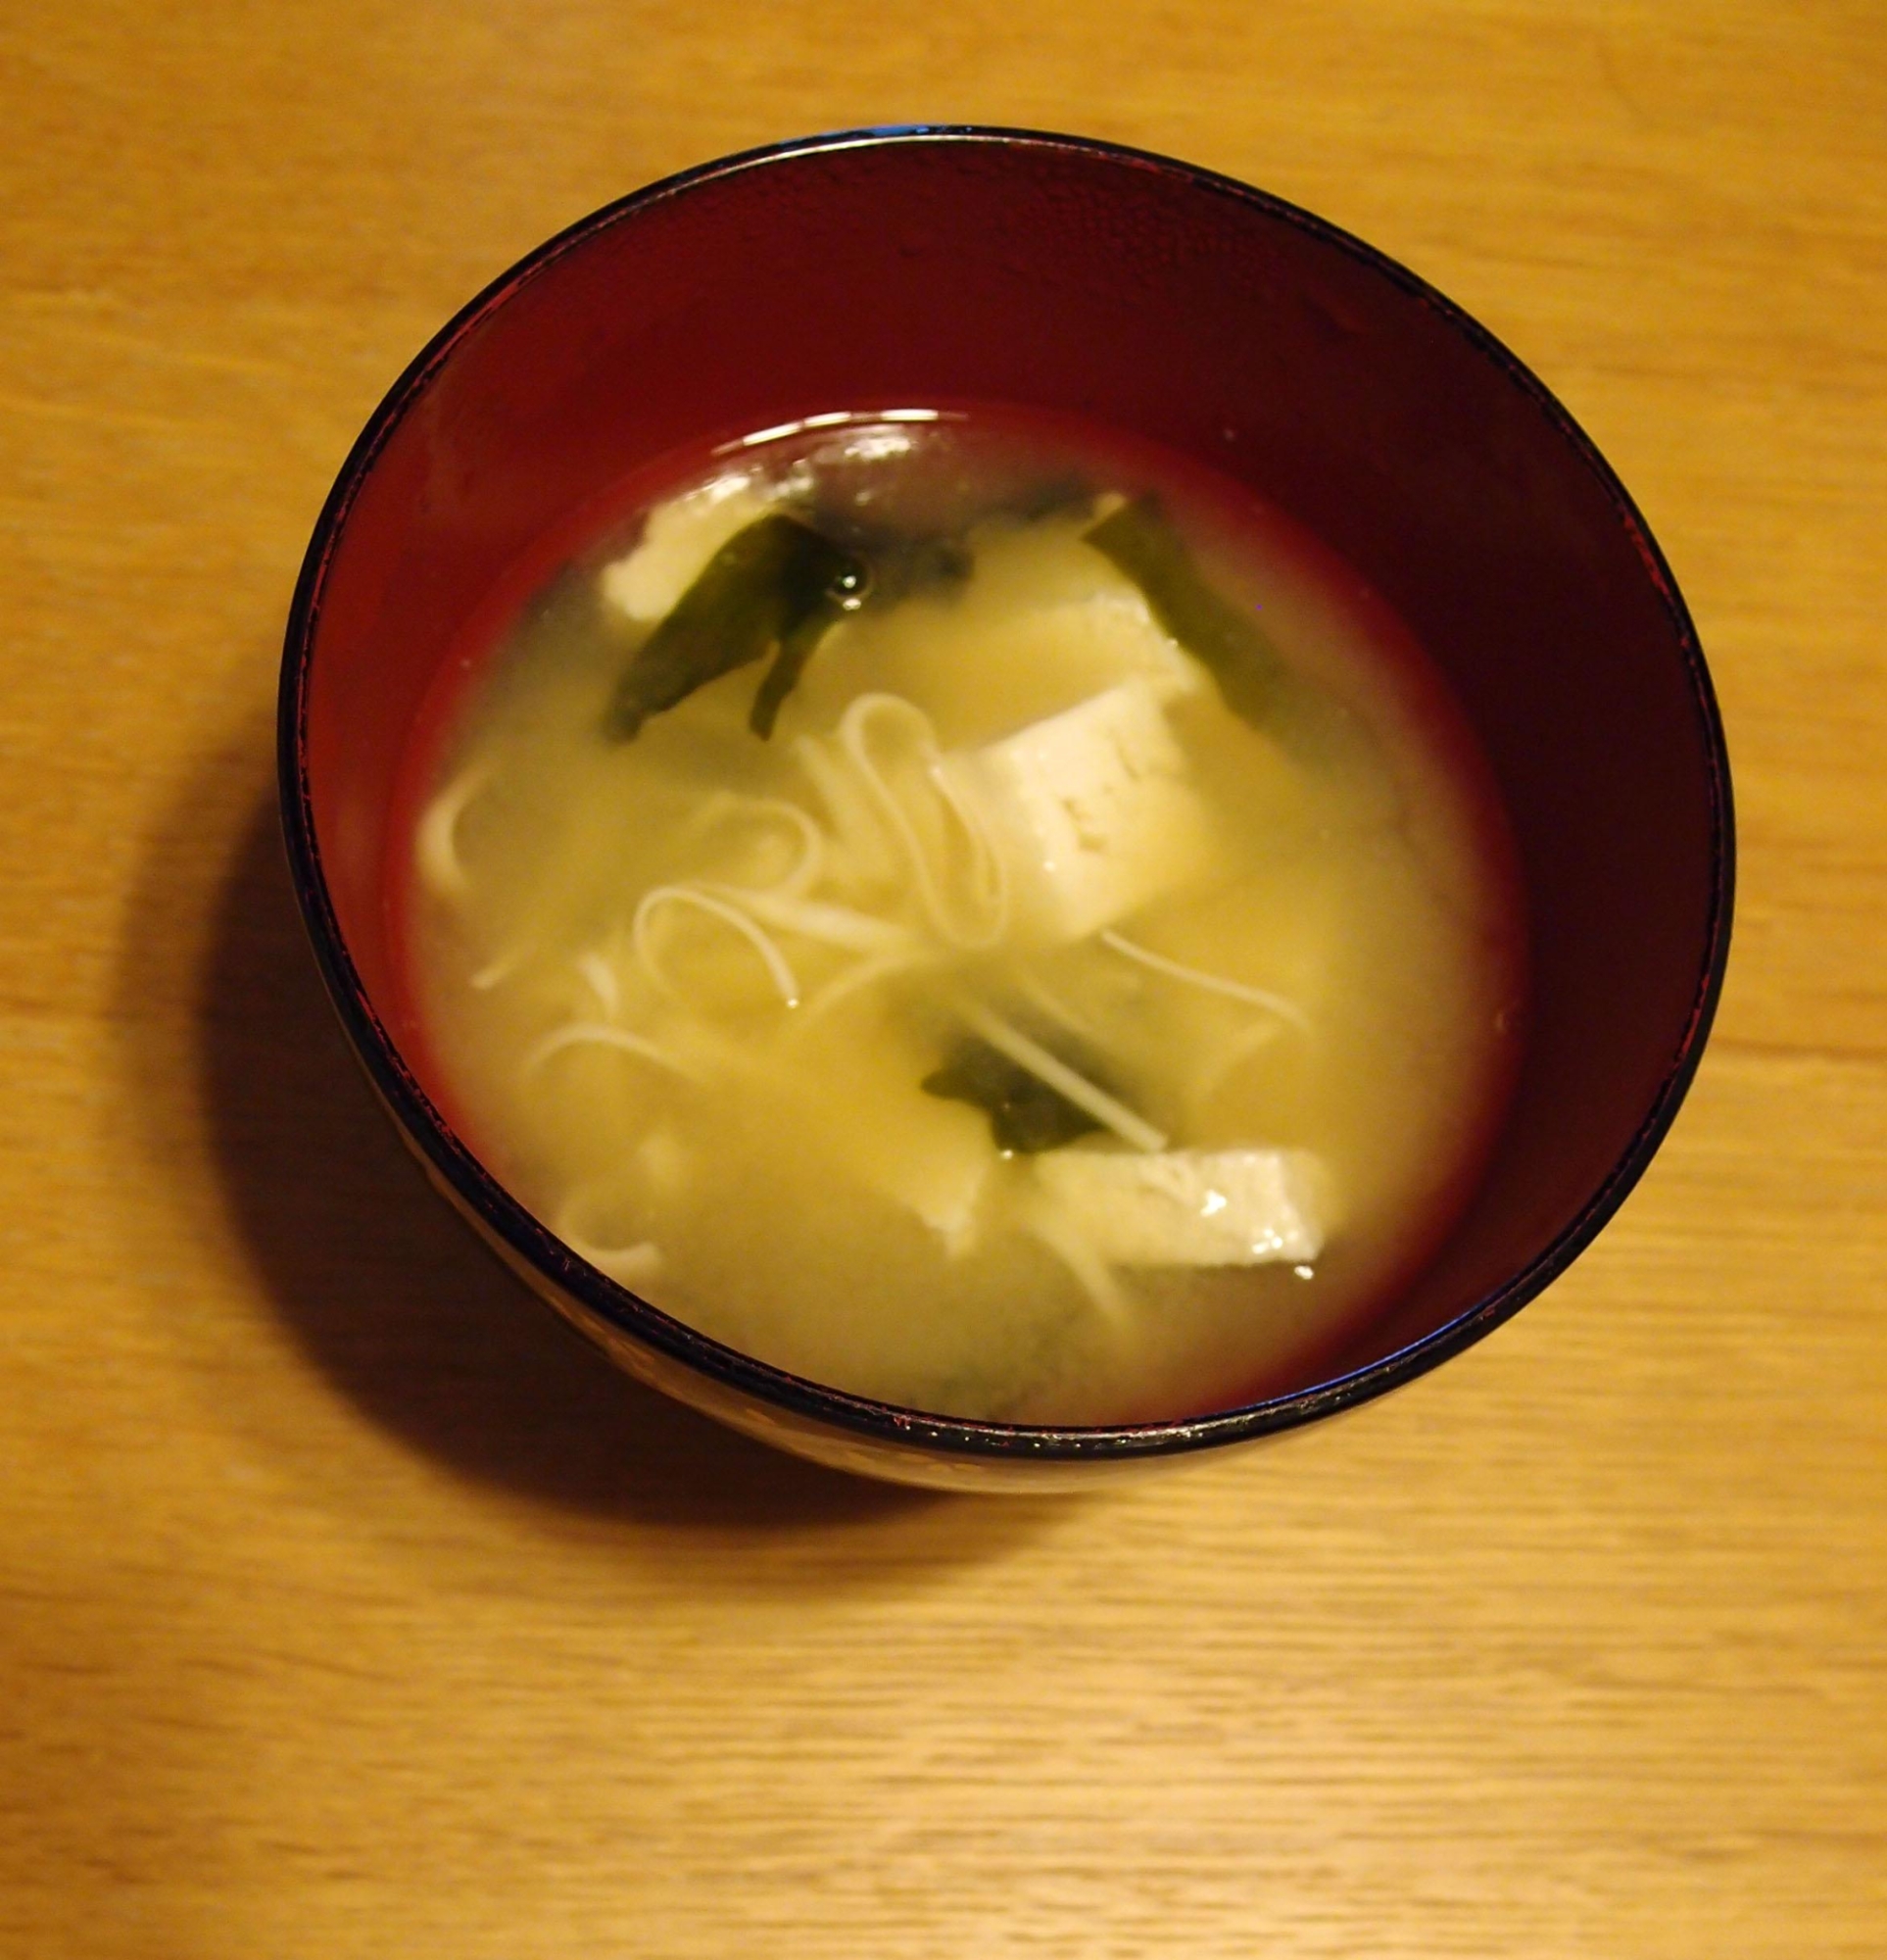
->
945, 679, 1214, 942
600, 471, 778, 622
983, 589, 1205, 707
1032, 1147, 1327, 1265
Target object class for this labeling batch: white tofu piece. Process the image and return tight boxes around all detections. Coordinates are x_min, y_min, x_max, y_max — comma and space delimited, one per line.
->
837, 1114, 996, 1259
1032, 1147, 1327, 1265
756, 1046, 997, 1258
985, 589, 1204, 707
599, 470, 779, 622
893, 1152, 994, 1259
944, 679, 1215, 943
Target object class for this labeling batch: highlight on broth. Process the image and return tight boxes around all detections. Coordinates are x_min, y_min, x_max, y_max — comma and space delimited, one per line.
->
397, 407, 1524, 1424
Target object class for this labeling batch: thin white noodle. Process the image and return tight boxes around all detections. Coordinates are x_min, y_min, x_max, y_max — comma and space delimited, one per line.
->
795, 735, 895, 887
836, 698, 944, 918
1099, 930, 1310, 1034
675, 787, 744, 838
756, 799, 826, 899
949, 996, 1168, 1154
836, 695, 1008, 948
927, 756, 1010, 940
791, 946, 937, 1031
712, 886, 915, 954
469, 944, 528, 991
1025, 1208, 1129, 1323
521, 1021, 700, 1081
633, 885, 801, 1007
554, 1199, 664, 1290
579, 1240, 663, 1290
574, 951, 621, 1019
1014, 972, 1104, 1042
414, 762, 492, 900
1186, 1015, 1288, 1109
686, 793, 827, 899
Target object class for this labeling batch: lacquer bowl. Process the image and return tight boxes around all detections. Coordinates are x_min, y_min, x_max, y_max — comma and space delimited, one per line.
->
279, 127, 1731, 1491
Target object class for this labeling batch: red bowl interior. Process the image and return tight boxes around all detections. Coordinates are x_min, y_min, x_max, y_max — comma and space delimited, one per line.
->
284, 127, 1730, 1449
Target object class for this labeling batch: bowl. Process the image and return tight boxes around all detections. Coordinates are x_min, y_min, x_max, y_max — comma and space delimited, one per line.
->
279, 126, 1731, 1492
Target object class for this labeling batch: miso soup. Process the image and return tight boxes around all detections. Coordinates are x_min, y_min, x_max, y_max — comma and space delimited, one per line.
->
391, 407, 1524, 1424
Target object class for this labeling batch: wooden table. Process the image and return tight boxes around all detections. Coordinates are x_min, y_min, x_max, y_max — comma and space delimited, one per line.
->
2, 3, 1881, 1953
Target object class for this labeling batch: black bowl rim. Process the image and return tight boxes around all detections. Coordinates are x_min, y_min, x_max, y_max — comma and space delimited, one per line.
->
278, 122, 1735, 1466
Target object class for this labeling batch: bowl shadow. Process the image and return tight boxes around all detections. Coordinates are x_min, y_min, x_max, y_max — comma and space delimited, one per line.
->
120, 713, 1008, 1533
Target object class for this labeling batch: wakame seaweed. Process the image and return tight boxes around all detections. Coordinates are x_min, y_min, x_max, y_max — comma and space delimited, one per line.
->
747, 604, 832, 740
603, 514, 864, 742
1085, 495, 1293, 731
748, 555, 869, 739
922, 1037, 1108, 1154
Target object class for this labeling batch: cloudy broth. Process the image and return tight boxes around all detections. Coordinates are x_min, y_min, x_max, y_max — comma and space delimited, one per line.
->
391, 406, 1524, 1423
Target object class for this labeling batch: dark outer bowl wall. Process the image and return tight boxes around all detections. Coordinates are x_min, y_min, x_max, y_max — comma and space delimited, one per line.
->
283, 127, 1730, 1486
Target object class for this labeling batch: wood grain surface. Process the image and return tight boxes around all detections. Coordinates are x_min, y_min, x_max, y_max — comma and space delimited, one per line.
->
2, 2, 1882, 1953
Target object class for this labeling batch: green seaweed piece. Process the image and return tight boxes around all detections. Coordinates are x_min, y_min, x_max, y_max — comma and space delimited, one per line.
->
1085, 494, 1293, 731
921, 1037, 1106, 1154
873, 531, 974, 605
747, 606, 829, 740
603, 514, 863, 742
748, 557, 869, 739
